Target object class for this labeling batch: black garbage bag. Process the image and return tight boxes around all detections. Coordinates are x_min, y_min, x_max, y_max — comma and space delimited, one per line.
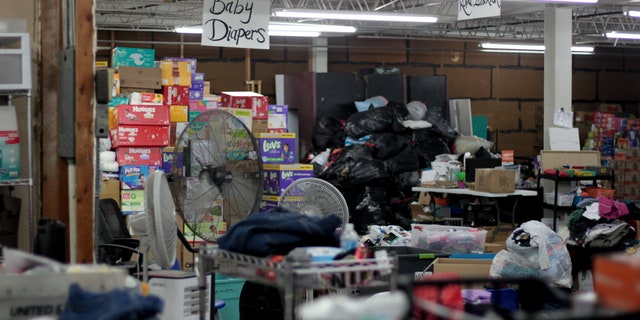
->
388, 197, 414, 231
395, 171, 421, 198
424, 106, 458, 141
344, 102, 410, 138
351, 186, 391, 234
368, 133, 411, 160
413, 128, 452, 168
312, 117, 346, 150
319, 145, 389, 190
384, 144, 420, 175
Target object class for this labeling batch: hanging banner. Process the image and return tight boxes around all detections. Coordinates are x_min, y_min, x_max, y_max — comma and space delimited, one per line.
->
201, 0, 270, 49
458, 0, 501, 21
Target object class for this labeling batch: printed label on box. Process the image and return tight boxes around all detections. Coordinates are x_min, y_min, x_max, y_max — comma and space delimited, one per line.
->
112, 47, 155, 68
116, 147, 163, 166
262, 164, 314, 195
0, 131, 20, 180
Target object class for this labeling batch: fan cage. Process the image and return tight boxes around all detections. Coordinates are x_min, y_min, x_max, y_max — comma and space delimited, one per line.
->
278, 178, 349, 228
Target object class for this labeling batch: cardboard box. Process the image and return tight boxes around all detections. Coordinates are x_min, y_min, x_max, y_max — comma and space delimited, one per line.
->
432, 258, 493, 279
220, 91, 268, 119
593, 253, 640, 312
192, 72, 205, 82
189, 99, 219, 112
262, 164, 314, 195
251, 119, 268, 135
112, 47, 155, 68
160, 60, 192, 86
189, 89, 204, 101
115, 147, 163, 166
134, 93, 164, 105
257, 133, 296, 164
259, 195, 280, 213
190, 81, 205, 91
110, 125, 170, 147
120, 189, 145, 214
161, 146, 184, 178
483, 242, 506, 254
474, 168, 516, 193
223, 107, 252, 131
162, 57, 197, 74
0, 106, 20, 180
268, 105, 288, 133
169, 105, 188, 123
110, 104, 170, 128
119, 164, 159, 190
117, 66, 162, 89
100, 179, 121, 206
163, 85, 190, 106
169, 122, 188, 147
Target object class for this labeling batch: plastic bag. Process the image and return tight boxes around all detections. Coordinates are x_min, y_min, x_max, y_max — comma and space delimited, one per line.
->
384, 144, 420, 175
312, 117, 345, 151
490, 220, 573, 288
368, 133, 410, 160
453, 135, 494, 155
344, 102, 409, 138
413, 128, 452, 167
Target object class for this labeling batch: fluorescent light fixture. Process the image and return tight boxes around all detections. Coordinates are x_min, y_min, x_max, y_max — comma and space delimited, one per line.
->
269, 22, 356, 33
533, 0, 597, 3
624, 8, 640, 18
174, 26, 203, 34
274, 9, 438, 23
606, 31, 640, 40
268, 30, 320, 37
479, 42, 594, 54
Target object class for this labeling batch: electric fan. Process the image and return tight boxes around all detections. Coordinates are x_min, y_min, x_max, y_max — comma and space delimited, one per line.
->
128, 169, 177, 273
278, 177, 350, 228
168, 109, 262, 243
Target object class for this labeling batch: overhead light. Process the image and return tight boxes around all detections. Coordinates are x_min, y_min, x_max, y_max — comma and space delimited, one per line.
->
479, 42, 594, 54
269, 22, 357, 33
533, 0, 598, 3
174, 26, 203, 34
606, 31, 640, 40
623, 8, 640, 18
274, 9, 438, 23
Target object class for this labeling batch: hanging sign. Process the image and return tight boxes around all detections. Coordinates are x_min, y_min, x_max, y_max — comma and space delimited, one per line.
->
201, 0, 270, 49
458, 0, 501, 21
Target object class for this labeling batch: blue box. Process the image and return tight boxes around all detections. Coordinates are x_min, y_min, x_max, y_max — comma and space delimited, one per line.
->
161, 147, 184, 178
119, 164, 159, 189
259, 195, 280, 213
112, 47, 155, 68
257, 133, 296, 164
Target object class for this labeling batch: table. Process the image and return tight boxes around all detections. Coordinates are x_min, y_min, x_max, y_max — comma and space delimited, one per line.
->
412, 187, 538, 242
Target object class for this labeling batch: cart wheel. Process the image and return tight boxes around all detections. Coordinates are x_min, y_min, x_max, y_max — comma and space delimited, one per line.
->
239, 281, 285, 320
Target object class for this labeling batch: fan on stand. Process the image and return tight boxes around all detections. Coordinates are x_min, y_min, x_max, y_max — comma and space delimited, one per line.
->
169, 109, 263, 244
278, 177, 349, 228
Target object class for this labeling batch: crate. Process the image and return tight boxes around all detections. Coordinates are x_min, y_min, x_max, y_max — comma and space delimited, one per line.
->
465, 203, 497, 226
544, 192, 575, 206
215, 274, 246, 320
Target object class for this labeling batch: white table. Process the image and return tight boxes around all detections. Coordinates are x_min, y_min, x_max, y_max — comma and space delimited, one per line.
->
412, 187, 538, 241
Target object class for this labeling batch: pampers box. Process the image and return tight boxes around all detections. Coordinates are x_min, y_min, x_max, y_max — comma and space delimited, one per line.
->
257, 133, 296, 164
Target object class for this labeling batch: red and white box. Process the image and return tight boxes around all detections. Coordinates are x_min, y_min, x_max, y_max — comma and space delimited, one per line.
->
110, 104, 170, 128
116, 147, 163, 166
137, 93, 164, 105
220, 91, 268, 120
110, 125, 170, 147
163, 85, 190, 106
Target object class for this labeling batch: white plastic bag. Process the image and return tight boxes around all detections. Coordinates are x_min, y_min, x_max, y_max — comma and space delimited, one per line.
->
490, 220, 573, 288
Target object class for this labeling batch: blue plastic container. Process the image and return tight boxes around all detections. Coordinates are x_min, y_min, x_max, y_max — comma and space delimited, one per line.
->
215, 274, 246, 320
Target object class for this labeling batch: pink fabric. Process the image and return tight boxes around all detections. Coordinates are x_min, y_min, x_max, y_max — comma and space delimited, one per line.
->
598, 196, 629, 219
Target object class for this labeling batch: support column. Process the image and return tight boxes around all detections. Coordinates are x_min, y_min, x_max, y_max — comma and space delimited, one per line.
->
543, 5, 573, 150
310, 38, 328, 73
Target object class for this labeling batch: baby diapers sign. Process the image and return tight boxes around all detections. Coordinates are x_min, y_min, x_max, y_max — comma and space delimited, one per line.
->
201, 0, 270, 49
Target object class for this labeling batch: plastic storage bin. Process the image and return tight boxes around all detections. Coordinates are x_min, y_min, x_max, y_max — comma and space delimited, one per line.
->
544, 192, 575, 206
410, 224, 487, 254
215, 274, 246, 320
373, 246, 450, 279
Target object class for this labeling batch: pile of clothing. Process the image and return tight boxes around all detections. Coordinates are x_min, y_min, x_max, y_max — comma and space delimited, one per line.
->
302, 98, 459, 233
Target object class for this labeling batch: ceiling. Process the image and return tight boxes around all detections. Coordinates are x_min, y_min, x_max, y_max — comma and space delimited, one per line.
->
95, 0, 640, 48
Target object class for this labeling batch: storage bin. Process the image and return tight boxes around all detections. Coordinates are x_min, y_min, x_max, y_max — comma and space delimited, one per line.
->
410, 224, 487, 254
373, 246, 450, 279
544, 192, 575, 206
585, 187, 615, 199
215, 274, 246, 320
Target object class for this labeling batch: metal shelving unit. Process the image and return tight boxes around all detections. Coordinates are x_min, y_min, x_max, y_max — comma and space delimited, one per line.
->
196, 246, 398, 320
